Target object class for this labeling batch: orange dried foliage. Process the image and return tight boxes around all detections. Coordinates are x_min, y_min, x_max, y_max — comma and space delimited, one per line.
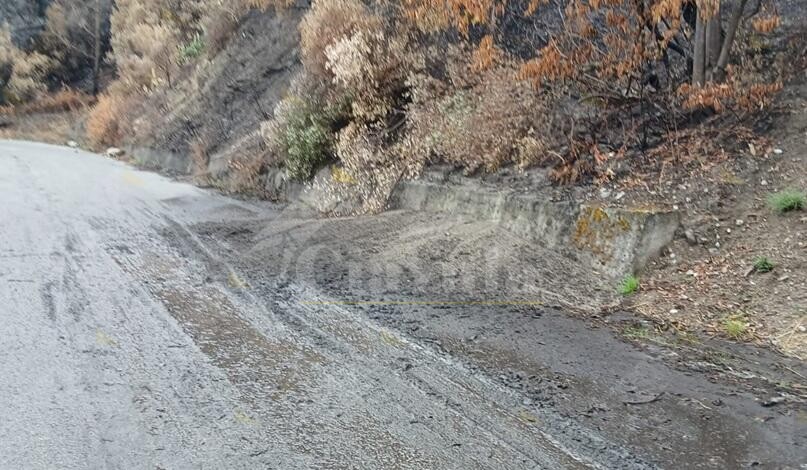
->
86, 93, 132, 150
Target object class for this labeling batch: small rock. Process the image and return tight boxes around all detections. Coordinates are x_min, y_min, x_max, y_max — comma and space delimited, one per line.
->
761, 179, 768, 186
106, 147, 125, 158
726, 228, 732, 234
773, 148, 783, 155
778, 275, 790, 282
686, 270, 697, 277
599, 188, 612, 198
66, 140, 78, 148
684, 229, 697, 245
735, 219, 744, 226
523, 398, 534, 406
761, 396, 786, 407
669, 308, 679, 314
615, 191, 625, 200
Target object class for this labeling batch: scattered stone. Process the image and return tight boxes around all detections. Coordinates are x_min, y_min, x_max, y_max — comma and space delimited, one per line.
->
615, 191, 625, 200
773, 148, 783, 155
66, 140, 78, 148
761, 396, 786, 407
686, 270, 697, 277
684, 229, 697, 245
669, 308, 679, 314
778, 275, 790, 282
106, 147, 125, 158
735, 219, 744, 226
761, 179, 768, 186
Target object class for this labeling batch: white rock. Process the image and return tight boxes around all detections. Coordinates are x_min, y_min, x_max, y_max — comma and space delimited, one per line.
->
735, 219, 744, 226
66, 140, 78, 148
761, 179, 768, 186
773, 148, 783, 155
106, 147, 124, 158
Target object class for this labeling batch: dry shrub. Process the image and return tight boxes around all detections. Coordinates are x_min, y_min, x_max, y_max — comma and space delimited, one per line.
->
204, 13, 240, 56
0, 26, 53, 105
332, 122, 419, 214
404, 53, 552, 174
2, 89, 93, 116
299, 0, 382, 80
190, 133, 211, 177
227, 153, 266, 193
326, 29, 421, 122
5, 52, 53, 103
111, 0, 182, 92
86, 93, 132, 149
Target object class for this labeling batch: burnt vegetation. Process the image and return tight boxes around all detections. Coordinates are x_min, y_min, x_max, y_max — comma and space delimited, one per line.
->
0, 0, 802, 211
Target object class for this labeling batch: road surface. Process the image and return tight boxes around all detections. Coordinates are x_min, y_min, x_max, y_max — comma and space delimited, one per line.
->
1, 140, 804, 469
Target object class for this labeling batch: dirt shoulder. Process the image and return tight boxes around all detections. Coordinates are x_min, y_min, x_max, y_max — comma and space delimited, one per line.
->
184, 202, 806, 469
621, 73, 807, 359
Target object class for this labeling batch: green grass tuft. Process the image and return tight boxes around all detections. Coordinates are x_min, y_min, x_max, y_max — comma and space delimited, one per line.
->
753, 256, 774, 273
619, 275, 640, 296
723, 316, 749, 340
180, 36, 205, 61
623, 325, 649, 339
768, 189, 806, 214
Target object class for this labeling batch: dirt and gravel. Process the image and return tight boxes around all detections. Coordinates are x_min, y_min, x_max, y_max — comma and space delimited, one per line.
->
2, 139, 805, 469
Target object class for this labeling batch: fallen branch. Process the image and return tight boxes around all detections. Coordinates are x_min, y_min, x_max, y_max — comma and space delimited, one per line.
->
623, 392, 665, 405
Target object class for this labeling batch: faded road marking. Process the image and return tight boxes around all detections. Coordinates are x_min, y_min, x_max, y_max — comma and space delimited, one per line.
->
122, 172, 144, 187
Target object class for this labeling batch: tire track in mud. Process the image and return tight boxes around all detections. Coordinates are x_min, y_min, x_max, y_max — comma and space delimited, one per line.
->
149, 214, 655, 469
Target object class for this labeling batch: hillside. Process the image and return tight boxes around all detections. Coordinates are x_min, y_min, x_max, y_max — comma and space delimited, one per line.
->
0, 0, 48, 45
1, 0, 805, 359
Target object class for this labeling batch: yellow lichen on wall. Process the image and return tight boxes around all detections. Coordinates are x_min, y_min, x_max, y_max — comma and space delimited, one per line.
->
574, 206, 634, 262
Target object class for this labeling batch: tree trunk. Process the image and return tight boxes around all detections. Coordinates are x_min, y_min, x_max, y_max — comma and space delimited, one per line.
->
692, 9, 707, 86
712, 0, 750, 82
92, 0, 101, 95
705, 4, 721, 68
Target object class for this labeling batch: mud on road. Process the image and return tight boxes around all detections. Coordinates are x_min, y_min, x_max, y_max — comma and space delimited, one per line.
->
1, 140, 805, 469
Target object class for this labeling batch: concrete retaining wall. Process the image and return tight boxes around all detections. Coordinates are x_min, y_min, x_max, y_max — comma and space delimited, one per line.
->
389, 178, 680, 277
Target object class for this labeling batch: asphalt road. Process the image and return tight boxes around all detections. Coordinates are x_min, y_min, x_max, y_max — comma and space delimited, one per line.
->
0, 141, 652, 469
2, 141, 804, 470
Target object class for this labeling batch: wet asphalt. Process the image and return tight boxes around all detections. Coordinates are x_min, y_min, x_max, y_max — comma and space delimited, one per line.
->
0, 141, 633, 469
0, 141, 803, 469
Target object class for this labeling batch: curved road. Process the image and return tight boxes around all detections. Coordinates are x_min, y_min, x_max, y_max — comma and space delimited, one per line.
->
2, 141, 804, 469
0, 141, 650, 469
